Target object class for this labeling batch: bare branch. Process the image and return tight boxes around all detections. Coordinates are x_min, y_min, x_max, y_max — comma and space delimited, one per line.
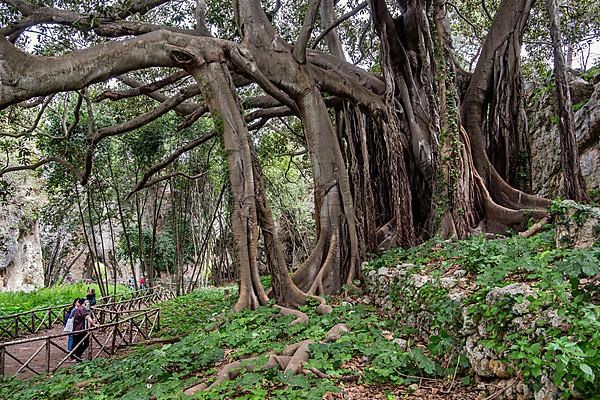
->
93, 85, 204, 145
177, 106, 208, 130
313, 1, 368, 50
129, 130, 218, 197
112, 0, 172, 19
95, 71, 188, 102
447, 1, 483, 41
45, 92, 84, 141
16, 97, 46, 108
0, 95, 54, 138
293, 0, 322, 64
0, 156, 83, 181
117, 75, 204, 116
2, 0, 199, 39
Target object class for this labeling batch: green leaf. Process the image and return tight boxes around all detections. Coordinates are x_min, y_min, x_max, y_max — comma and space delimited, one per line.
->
579, 363, 595, 382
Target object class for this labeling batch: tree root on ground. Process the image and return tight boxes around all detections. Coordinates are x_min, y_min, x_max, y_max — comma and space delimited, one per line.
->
141, 336, 183, 345
519, 216, 551, 238
183, 323, 350, 395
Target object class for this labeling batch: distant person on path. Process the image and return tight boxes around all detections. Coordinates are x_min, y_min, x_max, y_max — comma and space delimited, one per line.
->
86, 287, 97, 306
64, 299, 78, 361
72, 298, 98, 362
127, 277, 134, 290
139, 277, 146, 290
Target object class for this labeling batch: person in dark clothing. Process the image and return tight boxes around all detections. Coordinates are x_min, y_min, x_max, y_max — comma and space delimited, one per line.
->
71, 298, 97, 362
64, 299, 78, 361
86, 288, 97, 306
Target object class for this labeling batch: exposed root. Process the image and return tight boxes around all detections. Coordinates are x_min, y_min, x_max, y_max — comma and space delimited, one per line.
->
274, 304, 309, 325
473, 160, 547, 232
183, 323, 350, 395
324, 323, 350, 342
519, 216, 551, 238
284, 340, 312, 374
141, 336, 182, 345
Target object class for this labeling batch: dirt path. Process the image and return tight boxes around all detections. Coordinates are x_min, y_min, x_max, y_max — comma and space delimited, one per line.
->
2, 326, 114, 379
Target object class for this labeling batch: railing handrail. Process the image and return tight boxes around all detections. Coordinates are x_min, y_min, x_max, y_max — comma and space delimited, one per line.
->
89, 290, 171, 310
0, 308, 160, 347
0, 288, 165, 320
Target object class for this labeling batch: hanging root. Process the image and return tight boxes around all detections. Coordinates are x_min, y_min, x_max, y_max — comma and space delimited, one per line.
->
183, 323, 350, 395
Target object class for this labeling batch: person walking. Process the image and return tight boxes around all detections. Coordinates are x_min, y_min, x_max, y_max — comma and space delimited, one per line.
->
86, 288, 97, 307
71, 298, 98, 362
63, 299, 78, 361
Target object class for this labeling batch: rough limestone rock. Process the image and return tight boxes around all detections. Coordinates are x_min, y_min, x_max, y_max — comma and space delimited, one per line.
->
554, 201, 600, 249
529, 73, 600, 197
364, 262, 569, 400
0, 174, 46, 292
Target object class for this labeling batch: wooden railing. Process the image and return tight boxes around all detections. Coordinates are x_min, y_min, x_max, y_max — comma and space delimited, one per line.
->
91, 290, 175, 325
0, 308, 160, 377
0, 289, 173, 341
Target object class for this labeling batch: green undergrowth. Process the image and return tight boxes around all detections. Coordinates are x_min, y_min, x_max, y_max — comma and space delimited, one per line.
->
365, 220, 600, 399
0, 283, 471, 400
1, 216, 599, 399
0, 283, 127, 316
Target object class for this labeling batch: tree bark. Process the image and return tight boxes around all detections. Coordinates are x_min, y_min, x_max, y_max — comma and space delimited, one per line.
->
545, 0, 590, 202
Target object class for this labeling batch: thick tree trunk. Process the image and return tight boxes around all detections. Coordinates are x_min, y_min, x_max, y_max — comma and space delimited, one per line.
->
233, 0, 359, 297
461, 0, 550, 217
546, 0, 590, 202
184, 50, 269, 310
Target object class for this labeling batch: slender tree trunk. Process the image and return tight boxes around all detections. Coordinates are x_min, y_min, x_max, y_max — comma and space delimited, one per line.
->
108, 154, 138, 287
546, 0, 590, 202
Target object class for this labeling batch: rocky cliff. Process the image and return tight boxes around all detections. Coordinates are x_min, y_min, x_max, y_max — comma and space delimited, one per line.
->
529, 69, 600, 199
0, 173, 46, 292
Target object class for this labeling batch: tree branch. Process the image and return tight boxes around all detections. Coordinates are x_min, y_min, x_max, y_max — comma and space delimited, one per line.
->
313, 1, 368, 50
95, 71, 189, 102
0, 156, 83, 181
128, 130, 218, 197
0, 95, 54, 138
293, 0, 321, 64
2, 0, 199, 39
92, 85, 205, 146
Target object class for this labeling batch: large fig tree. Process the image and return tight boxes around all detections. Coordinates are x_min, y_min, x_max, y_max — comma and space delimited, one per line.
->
0, 0, 556, 310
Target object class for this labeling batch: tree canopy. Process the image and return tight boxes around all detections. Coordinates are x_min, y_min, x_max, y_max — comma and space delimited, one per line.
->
0, 0, 597, 309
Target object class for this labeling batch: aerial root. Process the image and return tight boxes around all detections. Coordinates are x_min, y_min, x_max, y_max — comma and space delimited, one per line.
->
183, 323, 350, 395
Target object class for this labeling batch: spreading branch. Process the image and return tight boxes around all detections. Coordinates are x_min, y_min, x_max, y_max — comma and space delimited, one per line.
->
0, 156, 84, 181
128, 131, 218, 197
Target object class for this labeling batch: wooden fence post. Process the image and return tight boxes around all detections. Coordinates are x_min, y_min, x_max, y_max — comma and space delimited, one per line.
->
46, 338, 51, 373
89, 331, 93, 361
0, 345, 5, 377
